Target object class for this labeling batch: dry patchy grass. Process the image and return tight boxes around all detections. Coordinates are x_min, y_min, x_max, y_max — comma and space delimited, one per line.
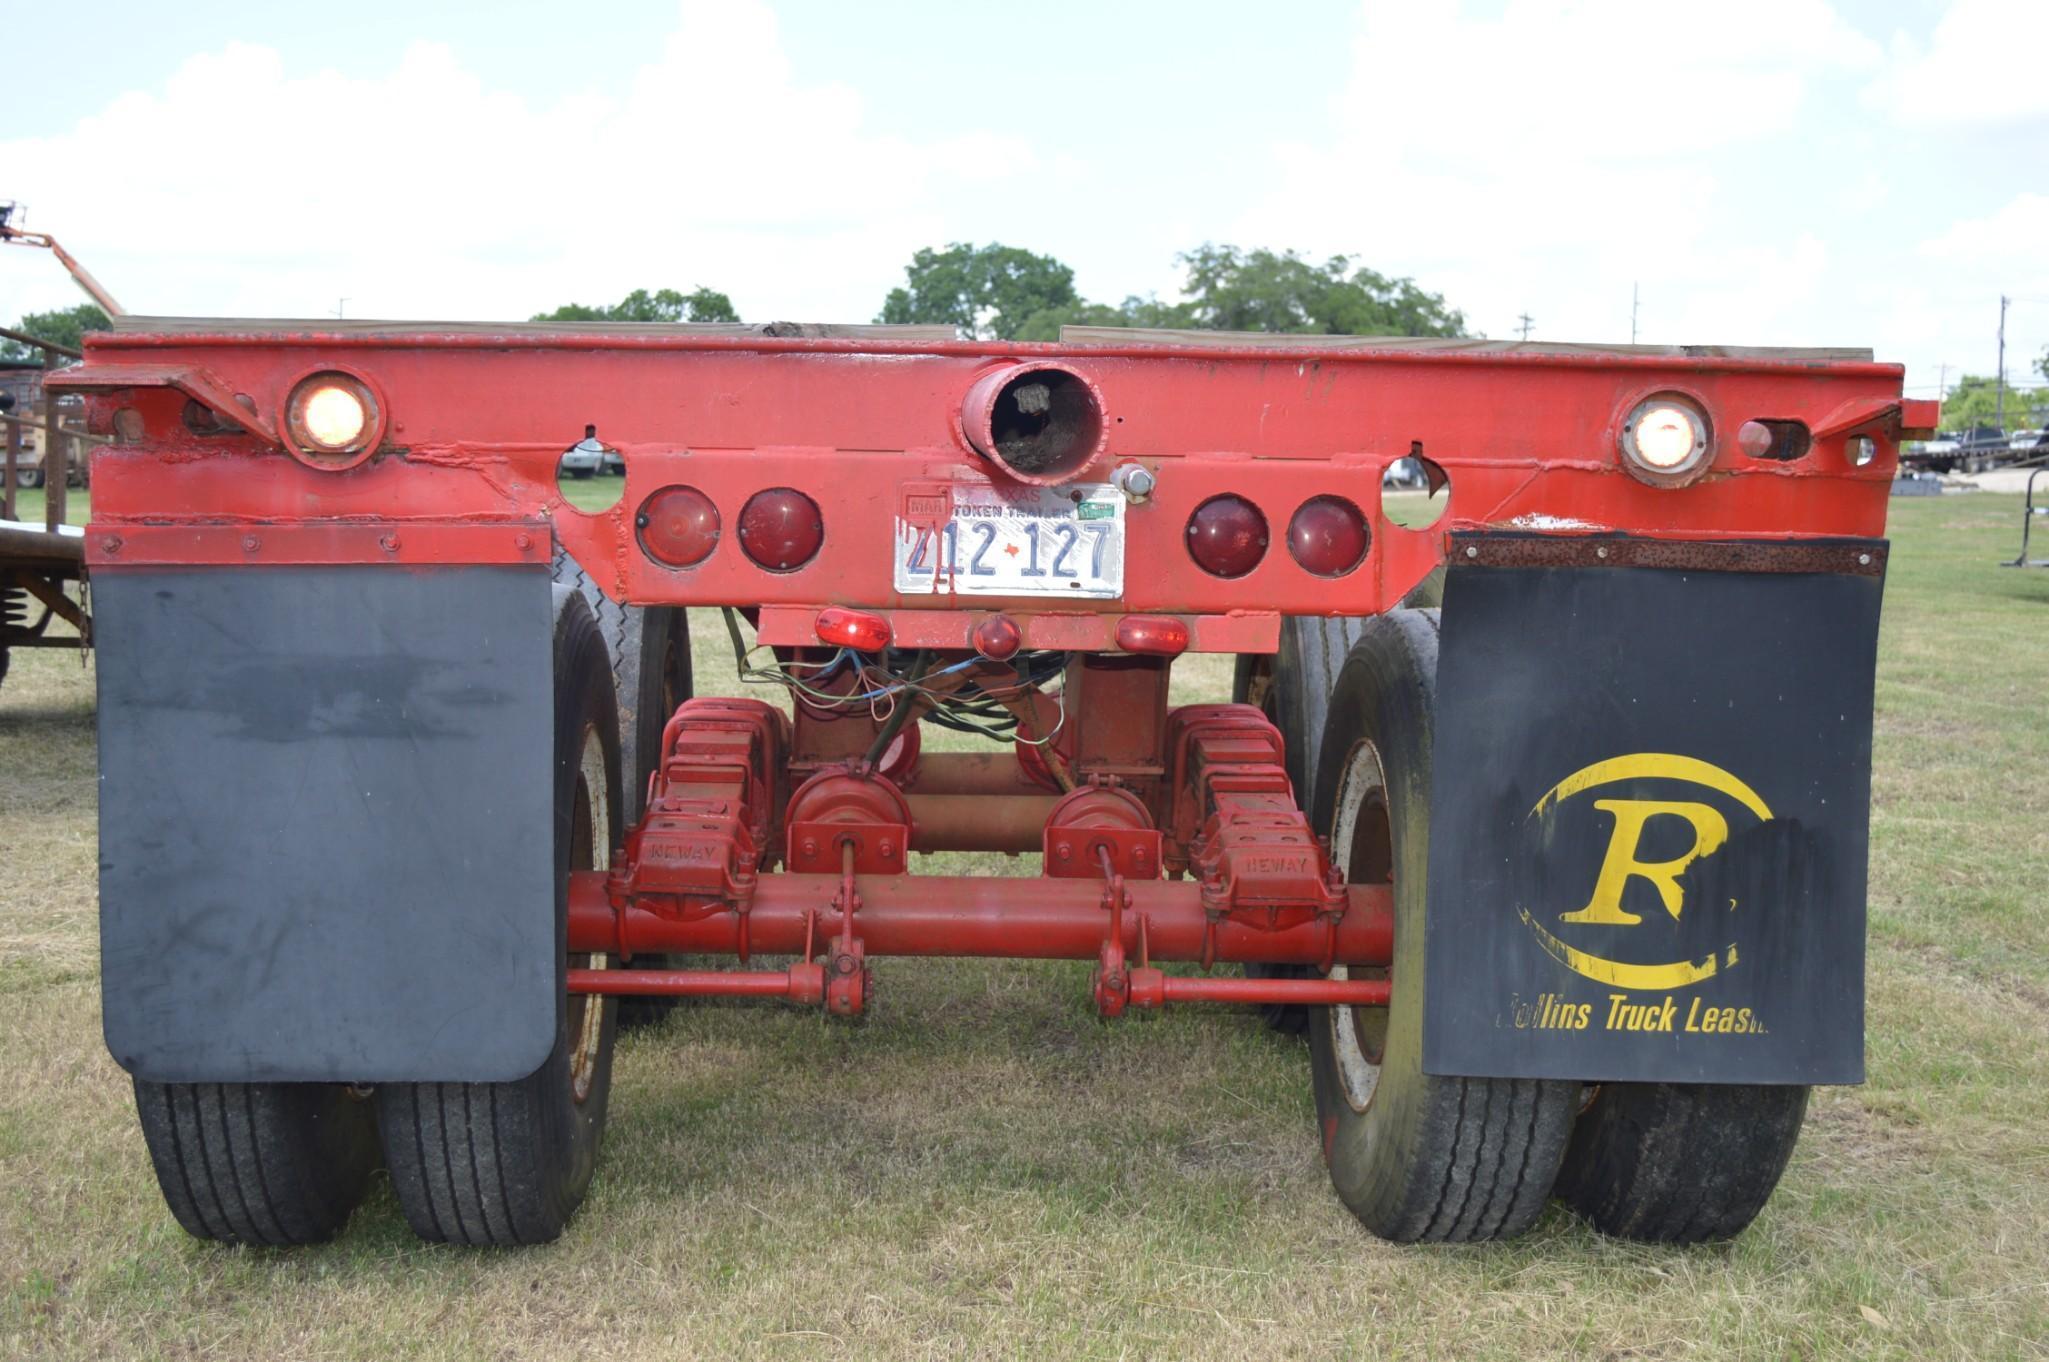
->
1, 496, 2046, 1359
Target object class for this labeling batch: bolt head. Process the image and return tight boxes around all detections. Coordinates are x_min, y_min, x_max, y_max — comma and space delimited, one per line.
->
242, 535, 260, 553
1115, 464, 1157, 501
1465, 545, 1479, 559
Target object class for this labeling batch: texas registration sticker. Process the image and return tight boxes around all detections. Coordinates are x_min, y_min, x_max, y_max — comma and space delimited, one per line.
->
892, 483, 1126, 599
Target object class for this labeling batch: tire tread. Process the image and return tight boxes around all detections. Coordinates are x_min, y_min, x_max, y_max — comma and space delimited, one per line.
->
1556, 1081, 1807, 1243
134, 1080, 374, 1246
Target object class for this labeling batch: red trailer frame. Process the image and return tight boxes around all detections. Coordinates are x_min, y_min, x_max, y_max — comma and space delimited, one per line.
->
63, 319, 1933, 1249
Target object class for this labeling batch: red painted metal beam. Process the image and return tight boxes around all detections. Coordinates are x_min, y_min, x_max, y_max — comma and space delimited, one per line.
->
569, 966, 823, 1003
567, 871, 1393, 967
1128, 973, 1389, 1008
69, 332, 1912, 626
902, 793, 1057, 852
566, 965, 1392, 1010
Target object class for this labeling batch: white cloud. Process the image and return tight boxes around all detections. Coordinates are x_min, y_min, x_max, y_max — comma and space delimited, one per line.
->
1921, 193, 2049, 263
0, 0, 1037, 323
1232, 0, 1896, 348
1866, 0, 2049, 127
1332, 0, 1879, 165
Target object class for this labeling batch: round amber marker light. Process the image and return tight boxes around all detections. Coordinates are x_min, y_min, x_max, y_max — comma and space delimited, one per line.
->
301, 384, 367, 449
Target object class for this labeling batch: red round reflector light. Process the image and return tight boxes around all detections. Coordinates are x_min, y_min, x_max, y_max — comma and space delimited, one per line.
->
816, 607, 892, 651
1186, 495, 1269, 578
1115, 615, 1190, 656
1287, 495, 1370, 577
738, 488, 823, 571
973, 614, 1023, 661
636, 486, 721, 568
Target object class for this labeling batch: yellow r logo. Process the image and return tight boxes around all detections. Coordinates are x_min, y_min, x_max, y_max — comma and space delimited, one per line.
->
1559, 798, 1730, 927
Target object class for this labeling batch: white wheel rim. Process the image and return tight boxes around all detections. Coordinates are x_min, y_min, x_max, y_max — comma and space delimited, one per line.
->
568, 722, 610, 1105
1328, 738, 1391, 1114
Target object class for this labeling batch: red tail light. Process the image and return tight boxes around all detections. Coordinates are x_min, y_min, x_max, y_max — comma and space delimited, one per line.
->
738, 488, 824, 571
1115, 615, 1189, 656
973, 614, 1023, 660
816, 607, 892, 651
1287, 495, 1369, 577
636, 486, 721, 568
1186, 495, 1268, 578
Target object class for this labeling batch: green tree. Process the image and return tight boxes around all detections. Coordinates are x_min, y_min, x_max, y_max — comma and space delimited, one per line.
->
1013, 295, 1195, 342
1939, 373, 2047, 429
1174, 245, 1466, 336
2036, 346, 2047, 384
531, 286, 739, 324
877, 243, 1077, 340
0, 302, 111, 361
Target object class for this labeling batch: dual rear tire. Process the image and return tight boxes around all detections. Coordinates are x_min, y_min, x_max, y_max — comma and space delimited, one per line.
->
1278, 610, 1809, 1244
133, 590, 625, 1246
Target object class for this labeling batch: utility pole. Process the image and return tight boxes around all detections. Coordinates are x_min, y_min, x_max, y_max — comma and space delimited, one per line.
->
1516, 312, 1534, 342
1630, 283, 1639, 345
1938, 363, 1949, 403
334, 296, 349, 320
1995, 295, 2008, 429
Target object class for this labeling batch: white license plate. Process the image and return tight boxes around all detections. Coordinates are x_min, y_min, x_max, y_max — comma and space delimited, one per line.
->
893, 483, 1125, 599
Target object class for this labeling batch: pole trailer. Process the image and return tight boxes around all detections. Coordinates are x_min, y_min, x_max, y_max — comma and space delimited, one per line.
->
64, 318, 1931, 1248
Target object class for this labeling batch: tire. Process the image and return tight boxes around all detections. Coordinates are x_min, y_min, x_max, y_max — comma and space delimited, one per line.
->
18, 465, 44, 489
550, 551, 693, 1027
376, 589, 622, 1246
1306, 609, 1578, 1243
1554, 1082, 1809, 1242
132, 1080, 378, 1246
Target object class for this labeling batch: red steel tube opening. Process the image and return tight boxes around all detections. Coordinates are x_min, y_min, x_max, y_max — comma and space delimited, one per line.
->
960, 362, 1107, 484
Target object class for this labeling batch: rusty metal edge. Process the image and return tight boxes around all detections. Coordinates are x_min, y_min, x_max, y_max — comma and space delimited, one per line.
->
1449, 532, 1888, 576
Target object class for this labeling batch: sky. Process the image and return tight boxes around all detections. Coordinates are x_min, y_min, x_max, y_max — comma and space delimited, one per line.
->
2, 0, 2043, 403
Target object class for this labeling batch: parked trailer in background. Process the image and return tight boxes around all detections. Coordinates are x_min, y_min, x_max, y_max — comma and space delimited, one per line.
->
57, 319, 1936, 1248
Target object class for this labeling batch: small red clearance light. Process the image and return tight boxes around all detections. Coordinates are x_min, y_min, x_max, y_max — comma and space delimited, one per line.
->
816, 607, 892, 651
1115, 615, 1190, 656
738, 488, 824, 571
973, 614, 1023, 660
1287, 495, 1370, 577
636, 486, 721, 568
1186, 495, 1269, 578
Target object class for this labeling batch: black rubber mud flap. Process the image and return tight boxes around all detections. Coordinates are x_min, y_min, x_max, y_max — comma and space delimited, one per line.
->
95, 566, 559, 1084
1420, 538, 1883, 1086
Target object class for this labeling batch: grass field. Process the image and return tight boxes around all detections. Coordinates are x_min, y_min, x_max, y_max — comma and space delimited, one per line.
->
2, 493, 2046, 1359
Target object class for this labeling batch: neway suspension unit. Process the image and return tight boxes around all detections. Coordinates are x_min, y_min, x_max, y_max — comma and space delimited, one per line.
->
65, 320, 1932, 1248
